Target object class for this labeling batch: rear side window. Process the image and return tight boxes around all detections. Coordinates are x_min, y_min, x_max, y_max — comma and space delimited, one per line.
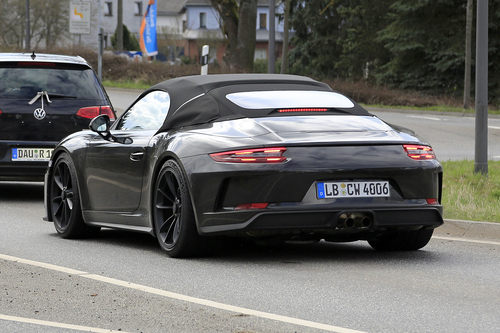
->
0, 66, 102, 99
116, 90, 171, 130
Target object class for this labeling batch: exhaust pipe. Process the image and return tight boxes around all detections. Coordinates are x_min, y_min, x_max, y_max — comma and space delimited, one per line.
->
337, 213, 372, 229
355, 216, 372, 228
337, 213, 355, 228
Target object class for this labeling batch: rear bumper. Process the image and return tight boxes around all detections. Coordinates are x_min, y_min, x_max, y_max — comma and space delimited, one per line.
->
0, 141, 56, 180
198, 205, 444, 237
0, 163, 47, 181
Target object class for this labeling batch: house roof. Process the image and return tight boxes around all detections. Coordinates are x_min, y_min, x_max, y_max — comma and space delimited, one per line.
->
157, 0, 187, 15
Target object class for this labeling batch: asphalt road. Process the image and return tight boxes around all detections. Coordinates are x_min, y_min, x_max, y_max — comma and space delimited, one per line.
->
1, 89, 500, 332
1, 182, 500, 333
367, 108, 500, 162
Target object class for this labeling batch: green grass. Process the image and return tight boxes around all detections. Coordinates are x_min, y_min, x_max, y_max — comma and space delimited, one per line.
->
442, 160, 500, 222
102, 80, 150, 90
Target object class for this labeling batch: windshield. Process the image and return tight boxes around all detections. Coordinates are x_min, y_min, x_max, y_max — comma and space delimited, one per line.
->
0, 66, 102, 99
225, 90, 355, 109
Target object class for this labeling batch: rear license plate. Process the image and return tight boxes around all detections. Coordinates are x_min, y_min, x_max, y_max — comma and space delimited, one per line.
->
317, 181, 390, 199
12, 148, 53, 162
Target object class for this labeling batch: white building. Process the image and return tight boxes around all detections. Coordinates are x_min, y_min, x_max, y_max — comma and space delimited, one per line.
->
70, 0, 286, 63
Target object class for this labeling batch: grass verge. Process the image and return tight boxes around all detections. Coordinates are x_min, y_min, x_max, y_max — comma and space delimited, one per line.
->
102, 80, 150, 90
442, 160, 500, 222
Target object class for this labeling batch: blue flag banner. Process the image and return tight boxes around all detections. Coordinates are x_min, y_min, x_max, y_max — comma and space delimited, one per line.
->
140, 0, 158, 56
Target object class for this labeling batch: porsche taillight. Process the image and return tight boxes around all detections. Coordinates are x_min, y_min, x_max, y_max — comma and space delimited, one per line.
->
76, 106, 115, 120
403, 144, 436, 160
210, 147, 287, 163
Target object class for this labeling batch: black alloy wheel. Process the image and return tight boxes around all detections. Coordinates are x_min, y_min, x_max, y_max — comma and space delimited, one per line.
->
154, 160, 204, 258
50, 153, 99, 238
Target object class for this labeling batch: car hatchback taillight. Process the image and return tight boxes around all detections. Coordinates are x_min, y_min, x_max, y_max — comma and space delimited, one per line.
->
210, 147, 288, 163
403, 144, 436, 160
76, 106, 115, 120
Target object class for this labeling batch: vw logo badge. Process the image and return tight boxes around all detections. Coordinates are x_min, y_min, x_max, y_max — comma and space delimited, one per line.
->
34, 108, 46, 120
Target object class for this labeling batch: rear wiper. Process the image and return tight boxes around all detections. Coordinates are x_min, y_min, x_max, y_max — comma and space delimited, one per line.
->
46, 93, 77, 99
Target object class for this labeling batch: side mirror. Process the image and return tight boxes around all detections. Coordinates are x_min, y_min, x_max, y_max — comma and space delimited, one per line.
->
89, 114, 133, 144
90, 114, 110, 133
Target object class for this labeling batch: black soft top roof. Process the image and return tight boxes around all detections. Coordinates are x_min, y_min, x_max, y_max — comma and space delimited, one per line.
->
140, 74, 369, 131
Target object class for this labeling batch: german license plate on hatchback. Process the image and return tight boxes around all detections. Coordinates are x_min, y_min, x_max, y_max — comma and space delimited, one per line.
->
317, 181, 390, 199
12, 148, 53, 162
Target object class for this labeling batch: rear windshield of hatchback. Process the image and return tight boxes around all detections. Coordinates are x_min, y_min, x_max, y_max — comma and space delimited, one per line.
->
0, 66, 102, 100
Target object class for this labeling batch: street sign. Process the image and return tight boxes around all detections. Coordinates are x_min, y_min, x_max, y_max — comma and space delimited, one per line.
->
70, 1, 91, 35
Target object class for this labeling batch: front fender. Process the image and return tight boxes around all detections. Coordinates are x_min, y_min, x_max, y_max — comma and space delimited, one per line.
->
43, 131, 97, 222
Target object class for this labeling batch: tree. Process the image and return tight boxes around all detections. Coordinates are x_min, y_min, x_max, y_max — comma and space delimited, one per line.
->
288, 0, 395, 79
111, 25, 140, 51
209, 0, 258, 72
463, 0, 473, 109
31, 0, 69, 49
280, 0, 291, 74
377, 0, 469, 94
0, 0, 26, 47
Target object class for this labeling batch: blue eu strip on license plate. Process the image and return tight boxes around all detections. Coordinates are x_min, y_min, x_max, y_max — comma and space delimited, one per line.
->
317, 181, 390, 199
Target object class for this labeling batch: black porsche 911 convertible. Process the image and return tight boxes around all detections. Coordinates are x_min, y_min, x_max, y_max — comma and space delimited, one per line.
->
44, 74, 443, 257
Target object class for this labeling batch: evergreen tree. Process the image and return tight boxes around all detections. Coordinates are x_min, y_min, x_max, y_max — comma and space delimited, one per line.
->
288, 0, 395, 79
376, 0, 468, 94
111, 25, 140, 51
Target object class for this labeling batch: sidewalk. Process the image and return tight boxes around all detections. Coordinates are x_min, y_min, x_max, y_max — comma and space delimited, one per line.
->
437, 219, 500, 240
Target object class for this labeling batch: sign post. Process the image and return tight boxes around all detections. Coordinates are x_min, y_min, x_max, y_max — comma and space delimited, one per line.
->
201, 45, 209, 75
69, 1, 91, 35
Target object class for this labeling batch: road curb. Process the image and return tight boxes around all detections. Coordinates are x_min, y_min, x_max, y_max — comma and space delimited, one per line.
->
436, 219, 500, 240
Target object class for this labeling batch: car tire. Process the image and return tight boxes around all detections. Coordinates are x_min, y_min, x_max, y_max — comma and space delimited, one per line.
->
367, 228, 434, 251
49, 153, 100, 238
153, 160, 206, 258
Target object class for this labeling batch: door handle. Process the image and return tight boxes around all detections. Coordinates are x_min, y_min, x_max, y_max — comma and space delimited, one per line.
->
130, 151, 144, 161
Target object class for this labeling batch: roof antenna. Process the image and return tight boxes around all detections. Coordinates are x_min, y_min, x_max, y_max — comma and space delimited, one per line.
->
31, 51, 36, 60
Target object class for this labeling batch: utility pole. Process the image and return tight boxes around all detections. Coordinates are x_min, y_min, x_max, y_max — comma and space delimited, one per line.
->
268, 0, 275, 73
475, 0, 488, 174
117, 0, 123, 51
25, 0, 30, 52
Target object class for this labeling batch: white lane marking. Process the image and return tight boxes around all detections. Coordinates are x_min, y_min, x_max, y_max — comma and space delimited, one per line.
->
489, 125, 500, 130
434, 236, 500, 246
408, 115, 442, 121
0, 254, 86, 275
0, 314, 130, 333
0, 253, 366, 333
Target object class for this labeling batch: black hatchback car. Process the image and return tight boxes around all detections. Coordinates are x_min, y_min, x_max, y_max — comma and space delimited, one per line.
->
0, 52, 115, 181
